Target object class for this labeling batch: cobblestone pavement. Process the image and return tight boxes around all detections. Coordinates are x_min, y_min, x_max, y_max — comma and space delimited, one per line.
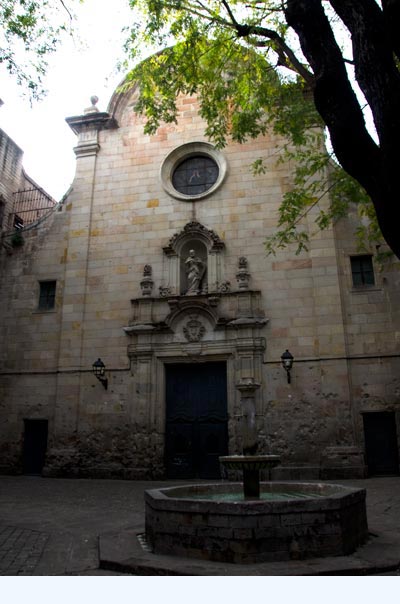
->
0, 475, 399, 575
0, 526, 49, 575
0, 475, 173, 575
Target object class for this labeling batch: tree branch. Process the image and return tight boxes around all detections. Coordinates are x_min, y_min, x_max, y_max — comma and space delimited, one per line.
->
284, 1, 381, 194
59, 0, 73, 21
285, 0, 400, 258
221, 0, 240, 27
329, 0, 400, 146
382, 0, 400, 61
184, 0, 314, 83
229, 21, 314, 83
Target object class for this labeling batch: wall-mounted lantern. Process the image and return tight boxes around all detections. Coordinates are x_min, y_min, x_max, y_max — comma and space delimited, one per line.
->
281, 349, 294, 384
92, 358, 108, 390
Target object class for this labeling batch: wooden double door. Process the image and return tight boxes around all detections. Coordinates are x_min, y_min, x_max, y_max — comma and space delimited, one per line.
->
165, 362, 228, 479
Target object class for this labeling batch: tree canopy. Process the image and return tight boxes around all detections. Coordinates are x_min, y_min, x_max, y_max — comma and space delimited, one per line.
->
0, 0, 76, 100
124, 0, 400, 259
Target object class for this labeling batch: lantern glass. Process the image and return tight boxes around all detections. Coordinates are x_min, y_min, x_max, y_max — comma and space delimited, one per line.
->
281, 350, 294, 370
92, 358, 105, 377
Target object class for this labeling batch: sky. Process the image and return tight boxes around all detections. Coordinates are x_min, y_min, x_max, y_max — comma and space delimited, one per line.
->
0, 0, 133, 200
0, 0, 374, 203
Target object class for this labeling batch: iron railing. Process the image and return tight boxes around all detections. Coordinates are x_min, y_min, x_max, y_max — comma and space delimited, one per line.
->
8, 187, 56, 229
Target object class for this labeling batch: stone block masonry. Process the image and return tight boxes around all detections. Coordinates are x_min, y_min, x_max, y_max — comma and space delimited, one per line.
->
145, 482, 368, 564
0, 77, 399, 480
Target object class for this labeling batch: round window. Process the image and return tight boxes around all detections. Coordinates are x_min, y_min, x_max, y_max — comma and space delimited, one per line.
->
160, 142, 227, 201
172, 156, 219, 196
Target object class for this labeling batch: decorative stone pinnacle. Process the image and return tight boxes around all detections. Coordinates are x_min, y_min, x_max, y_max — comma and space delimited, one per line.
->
236, 256, 251, 289
143, 264, 152, 277
84, 95, 99, 114
140, 264, 154, 297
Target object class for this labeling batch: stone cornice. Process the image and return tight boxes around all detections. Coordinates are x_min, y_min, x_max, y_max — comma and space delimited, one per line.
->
65, 112, 118, 135
73, 142, 100, 158
123, 290, 268, 336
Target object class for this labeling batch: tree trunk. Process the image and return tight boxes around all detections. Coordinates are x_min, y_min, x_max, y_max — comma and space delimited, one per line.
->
285, 0, 400, 259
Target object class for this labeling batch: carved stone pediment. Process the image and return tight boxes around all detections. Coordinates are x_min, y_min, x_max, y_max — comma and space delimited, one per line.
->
163, 221, 225, 256
165, 295, 219, 324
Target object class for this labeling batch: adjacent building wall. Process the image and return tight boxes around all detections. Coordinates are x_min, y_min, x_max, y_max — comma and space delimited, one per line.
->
0, 128, 24, 232
0, 128, 56, 239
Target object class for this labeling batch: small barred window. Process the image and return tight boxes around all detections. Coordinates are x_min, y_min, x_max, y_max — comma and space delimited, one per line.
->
38, 281, 56, 310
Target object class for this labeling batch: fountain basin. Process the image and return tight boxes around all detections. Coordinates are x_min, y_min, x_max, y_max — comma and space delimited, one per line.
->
145, 482, 368, 564
220, 454, 281, 498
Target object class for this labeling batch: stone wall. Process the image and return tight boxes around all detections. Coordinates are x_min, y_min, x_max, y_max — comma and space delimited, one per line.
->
0, 84, 399, 478
145, 482, 368, 563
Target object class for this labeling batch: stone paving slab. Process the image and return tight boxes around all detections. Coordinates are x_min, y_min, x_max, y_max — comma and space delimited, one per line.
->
0, 526, 49, 576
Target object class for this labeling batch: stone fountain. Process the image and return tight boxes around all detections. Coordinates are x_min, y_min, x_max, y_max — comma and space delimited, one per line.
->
219, 377, 280, 498
145, 378, 368, 564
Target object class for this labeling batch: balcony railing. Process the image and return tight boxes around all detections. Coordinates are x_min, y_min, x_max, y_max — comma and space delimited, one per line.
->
8, 187, 56, 230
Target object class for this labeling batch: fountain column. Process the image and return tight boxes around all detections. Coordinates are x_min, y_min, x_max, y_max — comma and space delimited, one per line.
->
236, 378, 261, 498
220, 378, 279, 499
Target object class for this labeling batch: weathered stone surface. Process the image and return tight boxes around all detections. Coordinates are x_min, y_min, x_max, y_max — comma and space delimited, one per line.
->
145, 482, 368, 564
0, 78, 399, 479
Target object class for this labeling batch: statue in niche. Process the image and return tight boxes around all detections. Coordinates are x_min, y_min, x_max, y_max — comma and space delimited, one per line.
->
185, 249, 206, 295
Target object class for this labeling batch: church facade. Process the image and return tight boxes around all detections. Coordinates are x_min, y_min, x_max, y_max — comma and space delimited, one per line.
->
0, 80, 399, 480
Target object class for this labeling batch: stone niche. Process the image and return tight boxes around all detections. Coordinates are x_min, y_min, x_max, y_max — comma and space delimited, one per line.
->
161, 220, 226, 296
123, 221, 269, 462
